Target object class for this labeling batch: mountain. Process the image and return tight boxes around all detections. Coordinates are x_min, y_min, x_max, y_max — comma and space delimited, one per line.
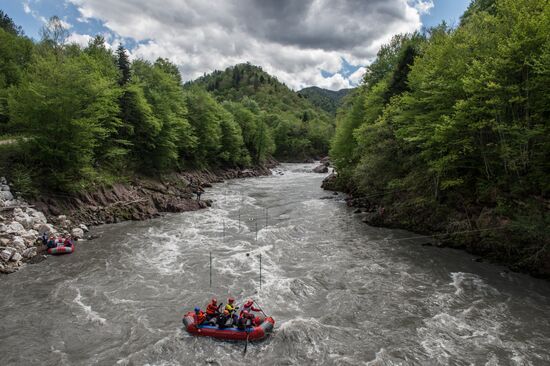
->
297, 86, 353, 115
186, 63, 335, 160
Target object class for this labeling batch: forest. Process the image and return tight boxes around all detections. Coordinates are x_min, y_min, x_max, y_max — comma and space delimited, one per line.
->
330, 0, 549, 274
0, 12, 332, 194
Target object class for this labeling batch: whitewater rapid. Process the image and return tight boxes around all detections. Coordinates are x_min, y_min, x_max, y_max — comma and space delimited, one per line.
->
1, 163, 549, 365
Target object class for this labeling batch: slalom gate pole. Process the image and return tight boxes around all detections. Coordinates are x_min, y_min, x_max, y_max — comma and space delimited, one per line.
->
259, 253, 262, 290
265, 208, 268, 228
209, 251, 212, 287
255, 220, 258, 242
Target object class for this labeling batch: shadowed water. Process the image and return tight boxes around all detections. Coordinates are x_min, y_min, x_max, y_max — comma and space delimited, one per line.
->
1, 163, 549, 365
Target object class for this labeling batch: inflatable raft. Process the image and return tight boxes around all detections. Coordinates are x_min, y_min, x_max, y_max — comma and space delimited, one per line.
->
182, 312, 275, 341
47, 245, 74, 255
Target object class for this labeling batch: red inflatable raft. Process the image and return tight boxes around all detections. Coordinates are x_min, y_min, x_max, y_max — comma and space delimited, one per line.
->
47, 245, 74, 255
182, 312, 275, 341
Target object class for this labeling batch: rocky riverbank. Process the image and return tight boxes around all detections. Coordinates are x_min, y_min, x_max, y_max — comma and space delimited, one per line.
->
1, 162, 276, 274
322, 173, 550, 279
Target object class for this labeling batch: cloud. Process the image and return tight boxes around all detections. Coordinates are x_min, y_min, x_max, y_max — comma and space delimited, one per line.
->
68, 0, 426, 90
410, 0, 435, 15
65, 32, 92, 47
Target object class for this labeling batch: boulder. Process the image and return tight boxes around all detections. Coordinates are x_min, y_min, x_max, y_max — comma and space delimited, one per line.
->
0, 223, 6, 233
35, 223, 56, 235
6, 221, 26, 235
27, 209, 47, 224
0, 248, 14, 262
11, 236, 26, 252
312, 164, 329, 174
0, 191, 14, 201
57, 215, 67, 221
71, 228, 84, 239
22, 247, 37, 259
0, 184, 10, 191
10, 252, 22, 262
79, 224, 89, 232
0, 238, 9, 246
15, 213, 34, 229
0, 177, 6, 184
22, 229, 38, 244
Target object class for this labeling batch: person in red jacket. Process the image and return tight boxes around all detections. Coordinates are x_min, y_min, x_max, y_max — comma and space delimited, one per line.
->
240, 299, 260, 316
194, 307, 206, 325
205, 298, 219, 321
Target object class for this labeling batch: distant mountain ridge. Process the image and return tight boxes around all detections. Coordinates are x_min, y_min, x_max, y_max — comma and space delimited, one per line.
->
186, 63, 335, 161
297, 86, 353, 115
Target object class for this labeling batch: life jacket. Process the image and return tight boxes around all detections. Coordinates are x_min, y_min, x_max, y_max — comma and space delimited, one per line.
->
240, 301, 260, 315
194, 310, 206, 324
206, 303, 218, 315
225, 303, 236, 314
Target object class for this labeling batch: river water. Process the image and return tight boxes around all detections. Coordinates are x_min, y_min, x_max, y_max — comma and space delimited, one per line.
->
1, 163, 549, 366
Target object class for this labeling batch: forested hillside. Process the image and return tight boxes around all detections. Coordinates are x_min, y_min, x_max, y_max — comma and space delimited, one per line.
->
329, 0, 549, 275
0, 13, 332, 195
298, 86, 352, 115
188, 63, 334, 160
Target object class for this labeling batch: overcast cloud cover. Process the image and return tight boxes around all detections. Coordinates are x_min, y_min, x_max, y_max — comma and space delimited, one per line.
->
60, 0, 435, 90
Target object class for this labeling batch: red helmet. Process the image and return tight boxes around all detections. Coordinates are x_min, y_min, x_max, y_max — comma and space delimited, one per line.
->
242, 310, 249, 316
245, 299, 253, 306
228, 297, 235, 303
211, 298, 217, 305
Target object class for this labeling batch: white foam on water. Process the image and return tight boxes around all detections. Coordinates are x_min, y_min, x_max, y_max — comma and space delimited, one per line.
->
72, 287, 107, 325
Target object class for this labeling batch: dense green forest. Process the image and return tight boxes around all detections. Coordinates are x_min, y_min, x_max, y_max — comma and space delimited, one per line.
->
188, 64, 334, 160
298, 86, 352, 115
0, 13, 332, 194
330, 0, 549, 273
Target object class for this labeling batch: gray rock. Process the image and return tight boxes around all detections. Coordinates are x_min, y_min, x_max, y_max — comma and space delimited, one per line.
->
79, 224, 89, 232
0, 223, 6, 233
22, 229, 39, 245
312, 164, 329, 174
0, 191, 14, 201
71, 228, 84, 239
36, 223, 56, 235
15, 213, 34, 229
0, 177, 6, 185
0, 248, 14, 262
11, 236, 26, 252
28, 209, 47, 224
7, 221, 26, 235
57, 215, 67, 221
22, 247, 37, 259
10, 252, 22, 262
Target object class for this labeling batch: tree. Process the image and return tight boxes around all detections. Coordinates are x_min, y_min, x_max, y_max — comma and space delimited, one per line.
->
0, 10, 23, 36
40, 16, 69, 48
116, 44, 131, 86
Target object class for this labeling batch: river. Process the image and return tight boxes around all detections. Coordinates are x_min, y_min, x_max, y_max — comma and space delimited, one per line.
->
1, 163, 549, 365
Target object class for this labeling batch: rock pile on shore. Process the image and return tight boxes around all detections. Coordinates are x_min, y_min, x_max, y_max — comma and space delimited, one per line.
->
0, 177, 86, 274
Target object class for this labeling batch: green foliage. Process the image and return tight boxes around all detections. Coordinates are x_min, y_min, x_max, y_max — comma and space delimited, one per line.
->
188, 63, 334, 160
8, 48, 122, 191
330, 0, 550, 270
297, 86, 352, 115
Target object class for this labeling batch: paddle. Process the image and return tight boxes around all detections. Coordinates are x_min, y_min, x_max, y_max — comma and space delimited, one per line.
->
253, 301, 268, 318
243, 330, 250, 354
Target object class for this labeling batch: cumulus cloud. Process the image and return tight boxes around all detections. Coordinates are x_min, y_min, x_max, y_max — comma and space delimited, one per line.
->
68, 0, 426, 90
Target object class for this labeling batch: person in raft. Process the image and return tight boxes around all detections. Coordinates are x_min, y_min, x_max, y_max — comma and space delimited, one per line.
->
217, 309, 231, 329
240, 299, 260, 316
236, 310, 255, 330
194, 307, 206, 325
46, 235, 57, 249
205, 298, 220, 321
64, 235, 74, 248
225, 297, 239, 321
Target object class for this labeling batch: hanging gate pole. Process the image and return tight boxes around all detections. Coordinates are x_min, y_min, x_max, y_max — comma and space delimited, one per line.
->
209, 251, 212, 287
259, 253, 262, 290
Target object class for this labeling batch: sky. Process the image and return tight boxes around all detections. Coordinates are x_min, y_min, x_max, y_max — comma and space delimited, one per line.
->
1, 0, 471, 90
